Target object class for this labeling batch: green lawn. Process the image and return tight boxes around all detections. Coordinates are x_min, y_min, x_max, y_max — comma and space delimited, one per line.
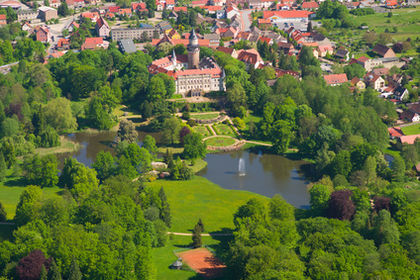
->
190, 113, 220, 120
152, 235, 225, 280
213, 124, 236, 137
193, 125, 212, 138
401, 123, 420, 136
355, 8, 420, 41
35, 137, 80, 157
205, 137, 236, 147
0, 176, 61, 219
147, 176, 267, 233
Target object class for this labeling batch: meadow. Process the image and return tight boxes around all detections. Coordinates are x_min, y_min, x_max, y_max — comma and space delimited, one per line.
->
205, 137, 236, 147
401, 123, 420, 135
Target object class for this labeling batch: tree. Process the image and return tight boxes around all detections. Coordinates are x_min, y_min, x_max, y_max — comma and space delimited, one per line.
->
23, 154, 59, 188
270, 120, 292, 154
16, 250, 50, 280
14, 185, 42, 226
159, 187, 171, 227
67, 258, 82, 280
182, 132, 206, 160
309, 184, 332, 216
162, 117, 181, 145
117, 119, 138, 143
330, 150, 352, 177
226, 83, 247, 117
58, 2, 69, 16
192, 222, 202, 248
92, 151, 115, 182
0, 152, 6, 182
327, 190, 355, 220
179, 126, 191, 145
142, 135, 157, 159
373, 210, 400, 246
343, 63, 366, 79
43, 97, 77, 133
40, 265, 47, 280
391, 154, 405, 181
48, 259, 62, 280
86, 97, 115, 130
0, 201, 6, 222
197, 218, 204, 232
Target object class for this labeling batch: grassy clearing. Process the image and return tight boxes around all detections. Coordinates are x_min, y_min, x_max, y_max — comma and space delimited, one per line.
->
213, 123, 236, 137
190, 112, 220, 120
35, 137, 80, 157
0, 182, 61, 219
193, 125, 212, 138
205, 137, 236, 147
157, 146, 184, 155
152, 235, 228, 280
401, 123, 420, 135
147, 176, 267, 233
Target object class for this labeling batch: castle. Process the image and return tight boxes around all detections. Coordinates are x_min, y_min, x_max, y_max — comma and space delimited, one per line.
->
148, 29, 226, 96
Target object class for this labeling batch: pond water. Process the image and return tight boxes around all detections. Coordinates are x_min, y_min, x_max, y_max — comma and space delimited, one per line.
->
58, 131, 310, 208
198, 151, 310, 209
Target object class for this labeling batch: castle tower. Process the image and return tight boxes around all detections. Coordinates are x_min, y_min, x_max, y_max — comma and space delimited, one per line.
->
187, 29, 200, 69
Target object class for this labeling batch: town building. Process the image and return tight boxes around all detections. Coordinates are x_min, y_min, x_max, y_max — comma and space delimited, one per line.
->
35, 26, 51, 43
118, 39, 137, 53
372, 43, 396, 58
237, 49, 264, 69
95, 16, 110, 37
111, 27, 158, 41
350, 77, 366, 90
81, 37, 109, 50
400, 104, 420, 122
323, 73, 348, 86
148, 29, 226, 96
0, 14, 6, 25
38, 6, 57, 21
17, 9, 38, 21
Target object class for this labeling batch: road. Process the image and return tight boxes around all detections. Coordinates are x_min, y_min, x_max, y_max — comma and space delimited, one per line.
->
168, 232, 233, 237
240, 9, 252, 32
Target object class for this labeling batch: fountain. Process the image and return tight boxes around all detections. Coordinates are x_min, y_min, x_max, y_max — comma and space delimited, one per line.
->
238, 158, 246, 176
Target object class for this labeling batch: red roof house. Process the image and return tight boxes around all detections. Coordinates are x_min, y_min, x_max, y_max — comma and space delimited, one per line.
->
301, 1, 318, 9
323, 73, 348, 86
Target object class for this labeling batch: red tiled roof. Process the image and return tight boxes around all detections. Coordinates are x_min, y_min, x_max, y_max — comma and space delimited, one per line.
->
259, 37, 272, 44
400, 135, 420, 144
216, 46, 235, 55
258, 18, 271, 24
0, 14, 6, 20
263, 10, 313, 19
386, 0, 397, 6
173, 6, 187, 12
203, 5, 222, 11
301, 1, 318, 9
81, 12, 99, 19
82, 37, 103, 49
357, 56, 369, 63
237, 49, 263, 66
96, 17, 108, 29
323, 73, 348, 85
108, 6, 120, 13
119, 8, 132, 14
388, 127, 403, 137
131, 2, 147, 10
57, 38, 70, 47
166, 0, 175, 4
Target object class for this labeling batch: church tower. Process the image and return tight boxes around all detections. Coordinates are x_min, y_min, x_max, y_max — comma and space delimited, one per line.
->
187, 29, 200, 69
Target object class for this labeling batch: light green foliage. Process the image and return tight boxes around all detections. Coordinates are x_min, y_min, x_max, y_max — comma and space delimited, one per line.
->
92, 151, 115, 182
14, 185, 42, 226
43, 98, 77, 133
309, 184, 332, 215
344, 63, 366, 79
23, 154, 59, 188
373, 210, 400, 246
142, 135, 157, 159
182, 132, 206, 160
162, 117, 181, 145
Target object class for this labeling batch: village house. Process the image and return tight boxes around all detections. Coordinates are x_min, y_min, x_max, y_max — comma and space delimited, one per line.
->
335, 48, 350, 61
301, 1, 318, 10
111, 26, 158, 41
394, 85, 409, 101
66, 0, 85, 8
350, 77, 366, 90
95, 16, 110, 37
226, 6, 239, 19
81, 37, 109, 50
21, 21, 33, 33
262, 10, 314, 28
248, 0, 275, 10
317, 44, 334, 57
237, 49, 264, 69
56, 38, 70, 50
216, 46, 238, 58
0, 14, 6, 25
65, 20, 79, 32
203, 33, 220, 47
35, 26, 51, 43
366, 75, 385, 91
400, 103, 420, 122
323, 73, 348, 86
372, 43, 396, 58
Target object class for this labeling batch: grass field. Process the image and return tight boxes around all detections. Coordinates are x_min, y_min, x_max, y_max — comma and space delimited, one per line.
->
0, 182, 61, 219
213, 124, 236, 137
193, 125, 212, 138
152, 235, 229, 280
147, 176, 267, 233
401, 123, 420, 135
205, 137, 236, 147
35, 137, 80, 157
355, 8, 420, 41
190, 113, 220, 120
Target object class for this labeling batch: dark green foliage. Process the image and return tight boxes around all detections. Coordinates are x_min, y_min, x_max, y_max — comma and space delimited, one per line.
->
0, 201, 6, 222
192, 222, 202, 248
0, 152, 6, 182
158, 187, 171, 227
23, 154, 59, 188
67, 259, 82, 280
48, 259, 62, 280
116, 119, 138, 144
92, 151, 115, 182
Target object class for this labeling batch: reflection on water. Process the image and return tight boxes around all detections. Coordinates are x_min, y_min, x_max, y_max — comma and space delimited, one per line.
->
198, 150, 310, 209
58, 131, 310, 208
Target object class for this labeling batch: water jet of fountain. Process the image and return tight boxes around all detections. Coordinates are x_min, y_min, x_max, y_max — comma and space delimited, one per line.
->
238, 158, 246, 176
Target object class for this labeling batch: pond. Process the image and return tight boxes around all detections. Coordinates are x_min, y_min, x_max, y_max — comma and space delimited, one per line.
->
198, 151, 310, 209
58, 131, 310, 208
